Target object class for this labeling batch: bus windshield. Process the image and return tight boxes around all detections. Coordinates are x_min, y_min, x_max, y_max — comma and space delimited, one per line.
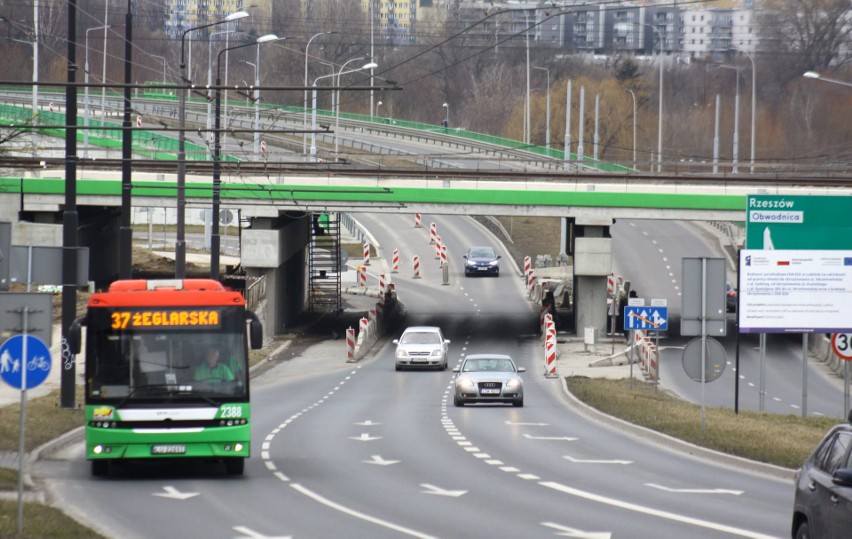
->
85, 306, 249, 404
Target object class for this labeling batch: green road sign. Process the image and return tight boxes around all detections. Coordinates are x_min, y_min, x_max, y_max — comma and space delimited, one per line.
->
745, 195, 852, 250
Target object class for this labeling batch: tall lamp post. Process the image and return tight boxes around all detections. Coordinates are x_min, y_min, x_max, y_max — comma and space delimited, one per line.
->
335, 57, 378, 154
626, 88, 636, 170
176, 10, 248, 279
2, 20, 41, 156
376, 100, 383, 117
207, 29, 235, 160
644, 23, 664, 172
804, 70, 852, 88
253, 36, 284, 158
310, 60, 375, 158
83, 25, 109, 158
303, 31, 335, 155
213, 34, 279, 279
442, 102, 449, 128
533, 66, 550, 151
720, 64, 741, 173
734, 49, 757, 173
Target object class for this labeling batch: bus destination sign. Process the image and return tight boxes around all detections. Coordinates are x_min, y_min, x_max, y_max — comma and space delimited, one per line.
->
109, 309, 222, 330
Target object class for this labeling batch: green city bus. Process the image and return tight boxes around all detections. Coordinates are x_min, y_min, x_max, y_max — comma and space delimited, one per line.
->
70, 279, 263, 476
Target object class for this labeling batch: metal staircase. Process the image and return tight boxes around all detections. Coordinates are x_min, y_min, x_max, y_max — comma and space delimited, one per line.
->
308, 212, 343, 313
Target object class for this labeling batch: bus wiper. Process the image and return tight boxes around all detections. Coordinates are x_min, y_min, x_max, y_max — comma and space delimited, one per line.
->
116, 384, 173, 408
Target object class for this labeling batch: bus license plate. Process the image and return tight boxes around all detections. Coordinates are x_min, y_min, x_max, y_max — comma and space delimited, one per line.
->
151, 444, 186, 455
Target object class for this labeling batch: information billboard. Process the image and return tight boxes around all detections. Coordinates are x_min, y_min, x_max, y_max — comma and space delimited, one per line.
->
738, 249, 852, 333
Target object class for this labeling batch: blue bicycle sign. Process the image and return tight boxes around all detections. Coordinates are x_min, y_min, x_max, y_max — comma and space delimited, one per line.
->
0, 335, 52, 390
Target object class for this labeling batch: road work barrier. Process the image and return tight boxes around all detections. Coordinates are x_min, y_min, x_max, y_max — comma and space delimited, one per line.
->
363, 243, 371, 266
412, 255, 421, 278
414, 214, 422, 228
346, 328, 356, 362
544, 314, 558, 378
392, 249, 399, 273
429, 223, 437, 244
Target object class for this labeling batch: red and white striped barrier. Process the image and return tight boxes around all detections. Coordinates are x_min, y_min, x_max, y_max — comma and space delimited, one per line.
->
360, 317, 368, 333
391, 249, 399, 273
544, 314, 558, 378
358, 265, 367, 287
540, 301, 552, 334
524, 256, 531, 275
429, 223, 437, 245
607, 273, 616, 295
526, 269, 537, 290
363, 243, 371, 266
435, 236, 442, 260
440, 244, 447, 268
414, 214, 422, 228
346, 327, 356, 362
412, 255, 421, 279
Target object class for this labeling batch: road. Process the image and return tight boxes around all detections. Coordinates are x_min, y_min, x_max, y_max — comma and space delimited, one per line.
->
612, 218, 847, 419
36, 214, 793, 538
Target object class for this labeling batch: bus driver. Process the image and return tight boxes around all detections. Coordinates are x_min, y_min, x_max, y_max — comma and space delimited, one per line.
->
194, 346, 235, 382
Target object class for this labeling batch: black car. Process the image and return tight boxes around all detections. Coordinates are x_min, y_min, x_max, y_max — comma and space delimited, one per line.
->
463, 246, 501, 277
791, 410, 852, 538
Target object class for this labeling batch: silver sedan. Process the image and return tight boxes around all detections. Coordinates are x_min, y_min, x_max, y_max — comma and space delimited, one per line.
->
453, 354, 525, 407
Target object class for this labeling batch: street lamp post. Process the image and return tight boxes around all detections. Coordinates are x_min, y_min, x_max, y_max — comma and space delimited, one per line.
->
254, 36, 284, 158
804, 70, 852, 88
176, 10, 248, 279
442, 102, 449, 129
311, 60, 376, 158
646, 23, 664, 173
84, 25, 109, 158
213, 34, 279, 279
533, 66, 550, 151
304, 31, 335, 155
735, 50, 757, 173
720, 64, 741, 173
377, 100, 383, 117
524, 10, 531, 145
626, 89, 636, 170
335, 57, 377, 155
207, 29, 235, 160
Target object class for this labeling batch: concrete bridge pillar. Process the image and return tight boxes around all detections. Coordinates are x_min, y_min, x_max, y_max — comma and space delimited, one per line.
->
571, 217, 613, 339
241, 214, 309, 338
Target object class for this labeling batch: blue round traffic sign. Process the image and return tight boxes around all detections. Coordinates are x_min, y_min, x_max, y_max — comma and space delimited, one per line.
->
0, 335, 52, 390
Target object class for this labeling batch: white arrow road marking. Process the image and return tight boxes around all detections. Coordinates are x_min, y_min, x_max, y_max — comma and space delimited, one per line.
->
355, 420, 381, 426
364, 455, 400, 466
232, 526, 292, 539
505, 421, 549, 426
152, 486, 200, 500
524, 434, 578, 441
420, 483, 467, 497
563, 456, 632, 465
646, 483, 744, 495
542, 521, 611, 538
541, 481, 774, 538
350, 433, 382, 441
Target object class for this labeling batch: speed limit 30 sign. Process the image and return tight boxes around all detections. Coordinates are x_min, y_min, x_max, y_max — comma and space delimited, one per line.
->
831, 333, 852, 361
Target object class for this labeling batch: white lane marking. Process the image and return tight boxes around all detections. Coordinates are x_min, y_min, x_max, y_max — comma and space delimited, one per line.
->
474, 453, 491, 459
274, 471, 289, 482
523, 434, 578, 441
264, 461, 276, 471
232, 525, 292, 539
421, 483, 467, 497
350, 433, 382, 442
540, 482, 771, 538
518, 473, 540, 480
541, 521, 611, 539
291, 483, 437, 539
364, 455, 400, 466
355, 420, 381, 426
564, 456, 632, 465
646, 483, 743, 495
505, 421, 549, 426
499, 466, 519, 472
152, 486, 200, 500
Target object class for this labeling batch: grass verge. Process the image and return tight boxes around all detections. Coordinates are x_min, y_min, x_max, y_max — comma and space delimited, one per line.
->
566, 377, 836, 470
0, 500, 104, 538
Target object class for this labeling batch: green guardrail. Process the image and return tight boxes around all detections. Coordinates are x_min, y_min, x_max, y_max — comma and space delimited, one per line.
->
0, 100, 239, 163
1, 87, 631, 172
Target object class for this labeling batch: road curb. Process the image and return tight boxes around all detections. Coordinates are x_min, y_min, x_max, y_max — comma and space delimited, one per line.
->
557, 376, 796, 482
